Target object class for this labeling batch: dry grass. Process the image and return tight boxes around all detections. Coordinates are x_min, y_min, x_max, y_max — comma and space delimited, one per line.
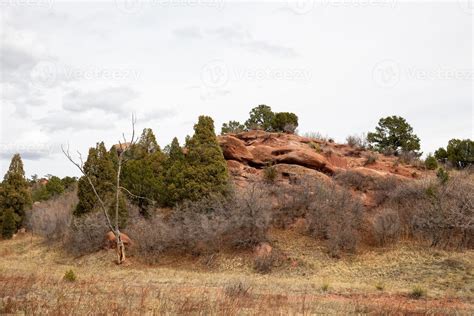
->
1, 232, 473, 314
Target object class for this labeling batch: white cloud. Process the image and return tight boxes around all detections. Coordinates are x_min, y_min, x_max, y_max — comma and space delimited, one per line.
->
62, 87, 139, 116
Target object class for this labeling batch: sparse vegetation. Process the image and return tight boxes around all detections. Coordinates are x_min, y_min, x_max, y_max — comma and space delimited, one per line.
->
364, 153, 378, 165
63, 269, 76, 282
410, 286, 426, 299
424, 154, 438, 170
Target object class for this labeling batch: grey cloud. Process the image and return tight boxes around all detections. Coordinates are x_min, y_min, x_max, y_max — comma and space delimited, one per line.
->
62, 87, 139, 116
243, 40, 298, 58
0, 144, 54, 161
139, 108, 178, 123
173, 25, 297, 58
173, 27, 202, 39
35, 111, 113, 132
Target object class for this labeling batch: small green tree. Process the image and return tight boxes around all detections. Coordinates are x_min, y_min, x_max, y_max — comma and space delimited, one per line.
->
121, 128, 165, 216
61, 176, 77, 191
271, 112, 299, 133
446, 139, 473, 169
0, 154, 32, 228
182, 116, 229, 202
367, 116, 421, 155
163, 137, 187, 206
245, 105, 275, 131
436, 167, 449, 185
45, 176, 65, 197
221, 120, 245, 134
75, 142, 128, 227
424, 154, 438, 170
1, 208, 16, 239
434, 147, 448, 161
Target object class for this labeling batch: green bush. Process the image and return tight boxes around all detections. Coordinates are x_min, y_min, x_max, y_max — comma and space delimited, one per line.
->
424, 154, 438, 170
271, 112, 298, 133
221, 120, 245, 134
1, 209, 17, 239
410, 286, 426, 299
64, 269, 76, 282
263, 164, 277, 183
436, 167, 449, 184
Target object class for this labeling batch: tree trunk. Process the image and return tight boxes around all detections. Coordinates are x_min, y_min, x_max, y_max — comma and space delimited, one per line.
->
116, 232, 126, 264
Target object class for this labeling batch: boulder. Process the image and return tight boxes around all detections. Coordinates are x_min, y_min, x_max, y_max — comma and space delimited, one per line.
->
104, 231, 133, 249
275, 148, 336, 175
254, 242, 272, 258
218, 135, 253, 162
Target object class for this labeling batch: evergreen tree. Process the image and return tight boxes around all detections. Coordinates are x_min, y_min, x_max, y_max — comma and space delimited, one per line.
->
221, 120, 245, 134
1, 208, 16, 239
75, 142, 128, 227
121, 128, 165, 216
271, 112, 299, 133
367, 116, 421, 155
182, 116, 229, 202
245, 105, 275, 131
163, 137, 187, 206
0, 154, 32, 228
45, 176, 65, 197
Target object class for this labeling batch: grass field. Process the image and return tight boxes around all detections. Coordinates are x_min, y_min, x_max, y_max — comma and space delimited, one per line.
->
1, 230, 473, 315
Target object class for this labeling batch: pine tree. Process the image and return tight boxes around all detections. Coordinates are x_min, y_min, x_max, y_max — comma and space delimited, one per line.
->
0, 154, 32, 228
163, 137, 187, 206
75, 142, 128, 227
121, 128, 165, 216
182, 116, 229, 202
1, 208, 16, 239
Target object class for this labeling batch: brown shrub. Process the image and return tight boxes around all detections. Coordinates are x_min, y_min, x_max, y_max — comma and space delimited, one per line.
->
63, 212, 109, 256
384, 171, 474, 249
372, 209, 401, 246
127, 185, 272, 263
26, 191, 77, 242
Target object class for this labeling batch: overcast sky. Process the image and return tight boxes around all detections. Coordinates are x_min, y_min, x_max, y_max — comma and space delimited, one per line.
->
0, 0, 472, 178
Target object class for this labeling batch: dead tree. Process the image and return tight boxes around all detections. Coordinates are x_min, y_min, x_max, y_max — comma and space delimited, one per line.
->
62, 116, 139, 264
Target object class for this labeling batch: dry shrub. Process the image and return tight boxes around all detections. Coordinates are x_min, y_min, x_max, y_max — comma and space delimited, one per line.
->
363, 153, 378, 166
127, 185, 272, 263
26, 191, 77, 242
372, 209, 401, 246
270, 177, 363, 257
384, 171, 474, 249
63, 211, 109, 256
253, 254, 275, 274
224, 280, 251, 298
346, 134, 368, 149
304, 180, 363, 256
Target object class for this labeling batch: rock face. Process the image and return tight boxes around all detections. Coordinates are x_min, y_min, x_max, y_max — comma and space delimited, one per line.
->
218, 131, 425, 195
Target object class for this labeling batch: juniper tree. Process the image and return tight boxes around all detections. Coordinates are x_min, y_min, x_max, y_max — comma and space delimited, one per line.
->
0, 154, 31, 228
121, 128, 165, 216
163, 137, 187, 206
367, 116, 421, 155
1, 208, 16, 239
182, 116, 229, 202
75, 142, 128, 227
245, 105, 275, 131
